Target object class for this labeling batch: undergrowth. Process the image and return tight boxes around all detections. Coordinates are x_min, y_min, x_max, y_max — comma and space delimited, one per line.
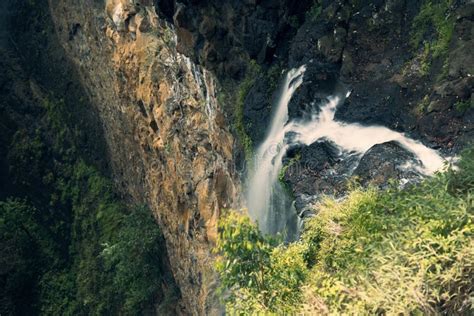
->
216, 147, 474, 314
1, 94, 175, 315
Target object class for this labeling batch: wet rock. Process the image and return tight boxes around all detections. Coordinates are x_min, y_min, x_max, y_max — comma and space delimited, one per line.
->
299, 140, 340, 171
285, 140, 425, 215
294, 194, 319, 218
283, 140, 346, 197
334, 82, 412, 131
340, 51, 354, 77
288, 18, 332, 66
243, 76, 274, 145
287, 62, 339, 120
317, 27, 347, 63
353, 141, 422, 187
427, 99, 451, 113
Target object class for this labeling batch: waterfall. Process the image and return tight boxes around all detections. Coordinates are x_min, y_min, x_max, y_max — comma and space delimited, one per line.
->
247, 65, 306, 237
247, 66, 447, 237
289, 95, 445, 175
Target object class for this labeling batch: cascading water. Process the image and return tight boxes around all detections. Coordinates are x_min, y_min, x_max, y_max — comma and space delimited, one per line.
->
247, 66, 447, 237
288, 95, 445, 175
247, 65, 306, 238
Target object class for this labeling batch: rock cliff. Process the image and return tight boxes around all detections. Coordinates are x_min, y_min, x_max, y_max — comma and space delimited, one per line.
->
48, 0, 239, 314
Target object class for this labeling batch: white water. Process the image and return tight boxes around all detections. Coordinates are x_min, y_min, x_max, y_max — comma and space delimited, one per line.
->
247, 66, 446, 236
247, 65, 306, 236
289, 95, 446, 175
181, 55, 216, 123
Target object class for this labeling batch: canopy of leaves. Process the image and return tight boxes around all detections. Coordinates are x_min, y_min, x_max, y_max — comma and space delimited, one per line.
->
0, 94, 175, 315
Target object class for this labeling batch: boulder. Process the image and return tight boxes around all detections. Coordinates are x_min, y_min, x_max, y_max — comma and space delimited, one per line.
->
353, 141, 422, 187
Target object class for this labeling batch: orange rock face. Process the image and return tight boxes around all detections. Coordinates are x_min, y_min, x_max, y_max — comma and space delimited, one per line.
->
49, 1, 240, 314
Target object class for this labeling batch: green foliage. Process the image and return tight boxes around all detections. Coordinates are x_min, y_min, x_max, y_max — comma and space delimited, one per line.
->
410, 0, 455, 74
0, 95, 171, 314
0, 199, 44, 315
7, 131, 47, 189
448, 147, 474, 195
278, 154, 301, 184
102, 206, 165, 314
302, 170, 473, 314
235, 60, 260, 163
217, 148, 474, 314
306, 1, 323, 22
266, 63, 284, 93
416, 94, 430, 114
455, 99, 472, 112
215, 211, 307, 314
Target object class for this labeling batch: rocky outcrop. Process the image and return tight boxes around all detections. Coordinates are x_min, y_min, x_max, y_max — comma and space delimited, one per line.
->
282, 140, 425, 219
48, 0, 240, 314
353, 141, 422, 187
168, 0, 313, 79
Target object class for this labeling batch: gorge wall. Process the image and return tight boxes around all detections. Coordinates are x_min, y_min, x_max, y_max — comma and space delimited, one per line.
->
47, 0, 240, 314
1, 0, 472, 314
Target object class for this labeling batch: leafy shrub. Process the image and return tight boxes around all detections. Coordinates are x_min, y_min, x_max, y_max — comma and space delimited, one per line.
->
102, 206, 165, 314
1, 94, 171, 314
455, 100, 472, 113
217, 147, 474, 314
215, 211, 307, 314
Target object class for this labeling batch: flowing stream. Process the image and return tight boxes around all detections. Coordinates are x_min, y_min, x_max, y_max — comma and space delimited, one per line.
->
247, 66, 446, 237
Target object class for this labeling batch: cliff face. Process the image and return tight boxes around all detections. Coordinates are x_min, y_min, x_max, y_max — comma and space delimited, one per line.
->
48, 0, 239, 314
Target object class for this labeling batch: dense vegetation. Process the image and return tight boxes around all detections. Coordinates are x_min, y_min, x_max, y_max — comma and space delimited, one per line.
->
0, 93, 176, 315
216, 147, 474, 314
410, 0, 455, 76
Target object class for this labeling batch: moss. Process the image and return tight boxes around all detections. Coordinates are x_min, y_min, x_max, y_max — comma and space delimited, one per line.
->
306, 1, 322, 22
276, 154, 301, 200
278, 154, 301, 185
266, 63, 284, 93
455, 99, 472, 112
235, 60, 261, 164
416, 94, 431, 114
410, 0, 455, 75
